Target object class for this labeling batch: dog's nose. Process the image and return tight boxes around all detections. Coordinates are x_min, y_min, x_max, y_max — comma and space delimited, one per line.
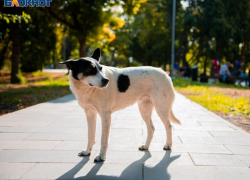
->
102, 78, 109, 86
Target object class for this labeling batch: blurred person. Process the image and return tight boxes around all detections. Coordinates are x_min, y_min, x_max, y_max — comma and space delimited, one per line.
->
211, 59, 220, 76
210, 59, 220, 83
233, 60, 241, 76
235, 60, 241, 70
237, 61, 249, 86
174, 61, 179, 75
219, 62, 232, 82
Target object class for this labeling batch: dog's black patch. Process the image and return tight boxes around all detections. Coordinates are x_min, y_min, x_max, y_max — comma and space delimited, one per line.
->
72, 59, 98, 80
61, 58, 102, 80
117, 74, 130, 92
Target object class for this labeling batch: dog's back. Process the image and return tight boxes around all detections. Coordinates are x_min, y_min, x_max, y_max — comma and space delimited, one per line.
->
102, 66, 175, 111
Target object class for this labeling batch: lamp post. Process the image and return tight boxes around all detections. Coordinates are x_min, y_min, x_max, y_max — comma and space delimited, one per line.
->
171, 0, 176, 79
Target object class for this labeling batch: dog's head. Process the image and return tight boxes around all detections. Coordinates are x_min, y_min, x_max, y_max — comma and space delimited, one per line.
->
60, 48, 109, 88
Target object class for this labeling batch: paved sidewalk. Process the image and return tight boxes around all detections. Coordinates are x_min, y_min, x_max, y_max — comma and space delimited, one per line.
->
0, 93, 250, 180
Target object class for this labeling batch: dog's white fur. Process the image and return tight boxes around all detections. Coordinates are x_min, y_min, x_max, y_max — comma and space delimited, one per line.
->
69, 64, 180, 162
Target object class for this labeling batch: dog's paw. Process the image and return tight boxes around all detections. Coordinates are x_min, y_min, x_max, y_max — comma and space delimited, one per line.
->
94, 155, 105, 163
78, 150, 91, 157
163, 144, 172, 150
139, 145, 149, 151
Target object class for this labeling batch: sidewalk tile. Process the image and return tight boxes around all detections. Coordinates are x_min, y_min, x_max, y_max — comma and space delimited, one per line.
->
0, 163, 35, 180
225, 145, 250, 155
173, 126, 235, 131
148, 136, 182, 144
198, 121, 229, 126
144, 152, 194, 166
171, 144, 231, 154
179, 136, 222, 145
0, 150, 97, 163
0, 140, 61, 150
0, 122, 51, 127
236, 155, 250, 166
218, 137, 250, 145
190, 153, 248, 166
20, 163, 142, 180
144, 165, 250, 180
146, 130, 213, 137
48, 122, 87, 128
2, 127, 76, 133
209, 131, 250, 138
0, 127, 8, 132
0, 133, 32, 140
25, 132, 89, 141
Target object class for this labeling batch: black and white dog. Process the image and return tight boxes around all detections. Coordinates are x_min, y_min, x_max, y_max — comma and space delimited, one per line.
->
60, 48, 181, 162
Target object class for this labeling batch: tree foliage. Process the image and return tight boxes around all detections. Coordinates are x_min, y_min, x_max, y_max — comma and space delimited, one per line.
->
45, 0, 140, 57
0, 5, 32, 83
182, 0, 250, 72
1, 0, 250, 82
20, 9, 57, 72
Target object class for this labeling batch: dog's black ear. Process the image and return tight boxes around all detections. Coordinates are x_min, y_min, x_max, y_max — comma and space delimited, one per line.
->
91, 48, 101, 61
59, 59, 75, 70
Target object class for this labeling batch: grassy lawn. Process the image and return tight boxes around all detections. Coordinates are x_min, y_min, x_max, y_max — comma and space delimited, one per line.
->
0, 75, 71, 115
173, 77, 250, 132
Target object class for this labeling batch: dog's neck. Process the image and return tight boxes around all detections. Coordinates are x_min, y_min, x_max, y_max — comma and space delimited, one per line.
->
68, 71, 96, 95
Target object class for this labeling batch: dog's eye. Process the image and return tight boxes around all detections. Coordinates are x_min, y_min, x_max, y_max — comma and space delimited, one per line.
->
87, 66, 95, 71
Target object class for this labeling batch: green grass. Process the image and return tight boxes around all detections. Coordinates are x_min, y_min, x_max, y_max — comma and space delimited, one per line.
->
173, 78, 250, 117
31, 70, 45, 77
0, 75, 71, 115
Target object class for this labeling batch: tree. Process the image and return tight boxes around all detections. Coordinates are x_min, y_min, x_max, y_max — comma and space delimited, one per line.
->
180, 0, 250, 74
0, 8, 30, 83
45, 0, 146, 58
44, 0, 115, 57
20, 8, 57, 72
116, 0, 181, 69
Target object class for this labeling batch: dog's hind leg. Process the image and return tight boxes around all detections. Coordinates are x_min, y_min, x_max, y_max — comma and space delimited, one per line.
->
154, 104, 173, 150
78, 108, 97, 157
138, 98, 155, 151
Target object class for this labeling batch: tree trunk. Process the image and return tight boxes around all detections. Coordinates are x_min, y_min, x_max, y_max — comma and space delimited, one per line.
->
182, 31, 189, 67
11, 22, 21, 84
216, 36, 220, 59
78, 37, 86, 57
177, 29, 187, 65
240, 30, 250, 61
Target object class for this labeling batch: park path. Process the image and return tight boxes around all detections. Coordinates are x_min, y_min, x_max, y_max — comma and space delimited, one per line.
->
0, 93, 250, 180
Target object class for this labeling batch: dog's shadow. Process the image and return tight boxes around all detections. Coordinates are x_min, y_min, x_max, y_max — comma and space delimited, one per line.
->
56, 151, 180, 180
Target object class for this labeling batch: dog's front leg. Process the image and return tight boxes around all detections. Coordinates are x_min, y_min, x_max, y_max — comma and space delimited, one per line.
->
94, 112, 111, 162
78, 108, 97, 157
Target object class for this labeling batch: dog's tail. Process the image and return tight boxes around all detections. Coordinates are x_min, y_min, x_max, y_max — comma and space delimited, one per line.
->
169, 110, 181, 125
